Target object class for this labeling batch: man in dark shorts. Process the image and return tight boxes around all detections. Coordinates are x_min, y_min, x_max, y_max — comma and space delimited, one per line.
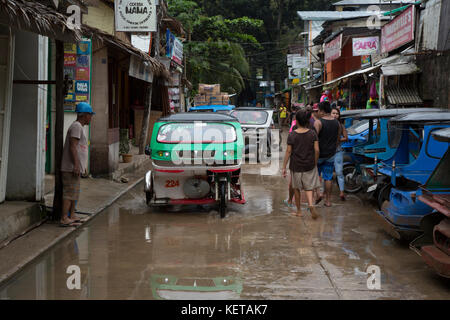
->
60, 102, 95, 227
282, 110, 320, 219
314, 101, 341, 207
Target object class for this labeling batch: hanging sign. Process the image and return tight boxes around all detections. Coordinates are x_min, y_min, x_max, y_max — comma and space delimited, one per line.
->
129, 55, 154, 83
353, 37, 380, 56
292, 55, 308, 69
324, 34, 342, 64
115, 0, 157, 32
381, 5, 415, 53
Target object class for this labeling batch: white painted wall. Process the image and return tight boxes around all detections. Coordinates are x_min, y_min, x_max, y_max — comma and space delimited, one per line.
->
0, 28, 14, 203
6, 31, 46, 201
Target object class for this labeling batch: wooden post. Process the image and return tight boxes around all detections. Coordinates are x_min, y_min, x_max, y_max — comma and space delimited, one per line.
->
51, 40, 64, 221
139, 84, 153, 154
138, 4, 160, 154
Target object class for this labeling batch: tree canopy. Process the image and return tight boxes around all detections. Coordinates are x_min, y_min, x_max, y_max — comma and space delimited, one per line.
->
168, 0, 334, 101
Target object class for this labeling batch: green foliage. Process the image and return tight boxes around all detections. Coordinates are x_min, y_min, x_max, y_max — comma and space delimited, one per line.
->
168, 0, 263, 95
168, 0, 334, 99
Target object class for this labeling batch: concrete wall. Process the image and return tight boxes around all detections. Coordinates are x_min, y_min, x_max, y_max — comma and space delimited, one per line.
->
82, 0, 114, 35
6, 31, 46, 201
90, 45, 111, 176
416, 52, 450, 108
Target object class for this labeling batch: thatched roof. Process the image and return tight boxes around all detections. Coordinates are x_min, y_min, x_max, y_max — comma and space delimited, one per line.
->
0, 0, 84, 41
0, 0, 169, 78
82, 25, 169, 78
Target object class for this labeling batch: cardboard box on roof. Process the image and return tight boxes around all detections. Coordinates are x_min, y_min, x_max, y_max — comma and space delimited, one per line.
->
199, 84, 221, 95
194, 94, 208, 106
208, 94, 223, 105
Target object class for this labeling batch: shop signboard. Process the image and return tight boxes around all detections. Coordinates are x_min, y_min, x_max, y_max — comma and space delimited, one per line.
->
361, 55, 372, 69
115, 0, 157, 32
287, 54, 301, 67
166, 29, 183, 65
324, 34, 342, 64
352, 36, 380, 56
64, 39, 92, 111
381, 5, 415, 53
292, 55, 308, 69
129, 55, 154, 83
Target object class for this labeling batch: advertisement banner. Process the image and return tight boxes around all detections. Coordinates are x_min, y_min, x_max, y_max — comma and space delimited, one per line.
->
115, 0, 157, 32
324, 34, 342, 64
166, 29, 183, 65
64, 39, 91, 111
129, 55, 154, 83
381, 5, 415, 53
172, 38, 183, 65
292, 55, 308, 69
352, 37, 380, 56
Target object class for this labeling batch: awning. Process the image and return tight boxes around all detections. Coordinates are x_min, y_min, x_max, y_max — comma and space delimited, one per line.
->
83, 25, 169, 79
323, 65, 380, 88
385, 87, 423, 106
381, 63, 420, 76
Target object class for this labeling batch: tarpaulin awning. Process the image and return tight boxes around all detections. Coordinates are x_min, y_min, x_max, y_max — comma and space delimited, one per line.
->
385, 87, 423, 105
381, 63, 420, 76
323, 65, 381, 87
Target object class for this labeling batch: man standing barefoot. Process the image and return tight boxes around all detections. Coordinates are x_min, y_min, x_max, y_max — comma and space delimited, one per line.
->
60, 102, 95, 227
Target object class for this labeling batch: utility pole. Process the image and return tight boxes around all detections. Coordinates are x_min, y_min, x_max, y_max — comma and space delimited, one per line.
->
139, 2, 161, 154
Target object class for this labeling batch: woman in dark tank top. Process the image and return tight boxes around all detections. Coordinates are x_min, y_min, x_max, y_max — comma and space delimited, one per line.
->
318, 118, 340, 159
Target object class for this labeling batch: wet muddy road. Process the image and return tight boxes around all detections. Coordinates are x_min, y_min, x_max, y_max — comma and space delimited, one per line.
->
1, 161, 449, 300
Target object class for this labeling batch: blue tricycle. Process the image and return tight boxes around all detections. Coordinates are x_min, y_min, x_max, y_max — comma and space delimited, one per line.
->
374, 111, 450, 241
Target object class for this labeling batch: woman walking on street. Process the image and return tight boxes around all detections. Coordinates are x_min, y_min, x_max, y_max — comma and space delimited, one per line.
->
282, 110, 320, 219
331, 107, 348, 201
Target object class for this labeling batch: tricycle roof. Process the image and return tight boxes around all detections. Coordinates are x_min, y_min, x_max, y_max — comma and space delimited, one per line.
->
340, 109, 372, 119
157, 112, 240, 123
189, 105, 236, 112
233, 107, 273, 111
432, 127, 450, 142
360, 108, 443, 119
389, 111, 450, 124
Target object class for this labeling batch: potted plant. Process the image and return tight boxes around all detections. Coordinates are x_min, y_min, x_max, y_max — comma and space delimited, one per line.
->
120, 129, 132, 163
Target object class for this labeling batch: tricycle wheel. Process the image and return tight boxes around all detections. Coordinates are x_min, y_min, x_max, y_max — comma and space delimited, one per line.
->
377, 183, 392, 210
145, 191, 153, 206
343, 164, 362, 193
219, 181, 227, 218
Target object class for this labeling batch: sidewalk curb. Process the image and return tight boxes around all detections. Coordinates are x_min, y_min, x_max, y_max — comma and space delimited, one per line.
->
0, 176, 145, 287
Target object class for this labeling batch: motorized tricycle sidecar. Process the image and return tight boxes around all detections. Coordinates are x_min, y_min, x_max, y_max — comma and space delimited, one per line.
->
374, 111, 450, 240
144, 113, 245, 218
410, 127, 450, 278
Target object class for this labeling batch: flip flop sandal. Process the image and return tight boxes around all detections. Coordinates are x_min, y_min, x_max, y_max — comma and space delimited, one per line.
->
60, 222, 81, 228
283, 200, 295, 208
324, 203, 332, 207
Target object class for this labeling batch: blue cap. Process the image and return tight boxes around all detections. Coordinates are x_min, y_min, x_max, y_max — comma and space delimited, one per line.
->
76, 102, 95, 115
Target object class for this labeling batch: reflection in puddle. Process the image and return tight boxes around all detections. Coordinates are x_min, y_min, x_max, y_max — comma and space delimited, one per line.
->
151, 274, 242, 300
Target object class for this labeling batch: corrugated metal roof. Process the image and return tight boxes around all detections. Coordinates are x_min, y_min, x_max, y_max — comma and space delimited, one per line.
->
297, 11, 381, 21
385, 87, 423, 106
333, 0, 416, 5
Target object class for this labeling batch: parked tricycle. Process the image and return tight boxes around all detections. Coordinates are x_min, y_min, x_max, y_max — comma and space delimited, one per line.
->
374, 111, 450, 240
144, 113, 245, 218
410, 127, 450, 278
